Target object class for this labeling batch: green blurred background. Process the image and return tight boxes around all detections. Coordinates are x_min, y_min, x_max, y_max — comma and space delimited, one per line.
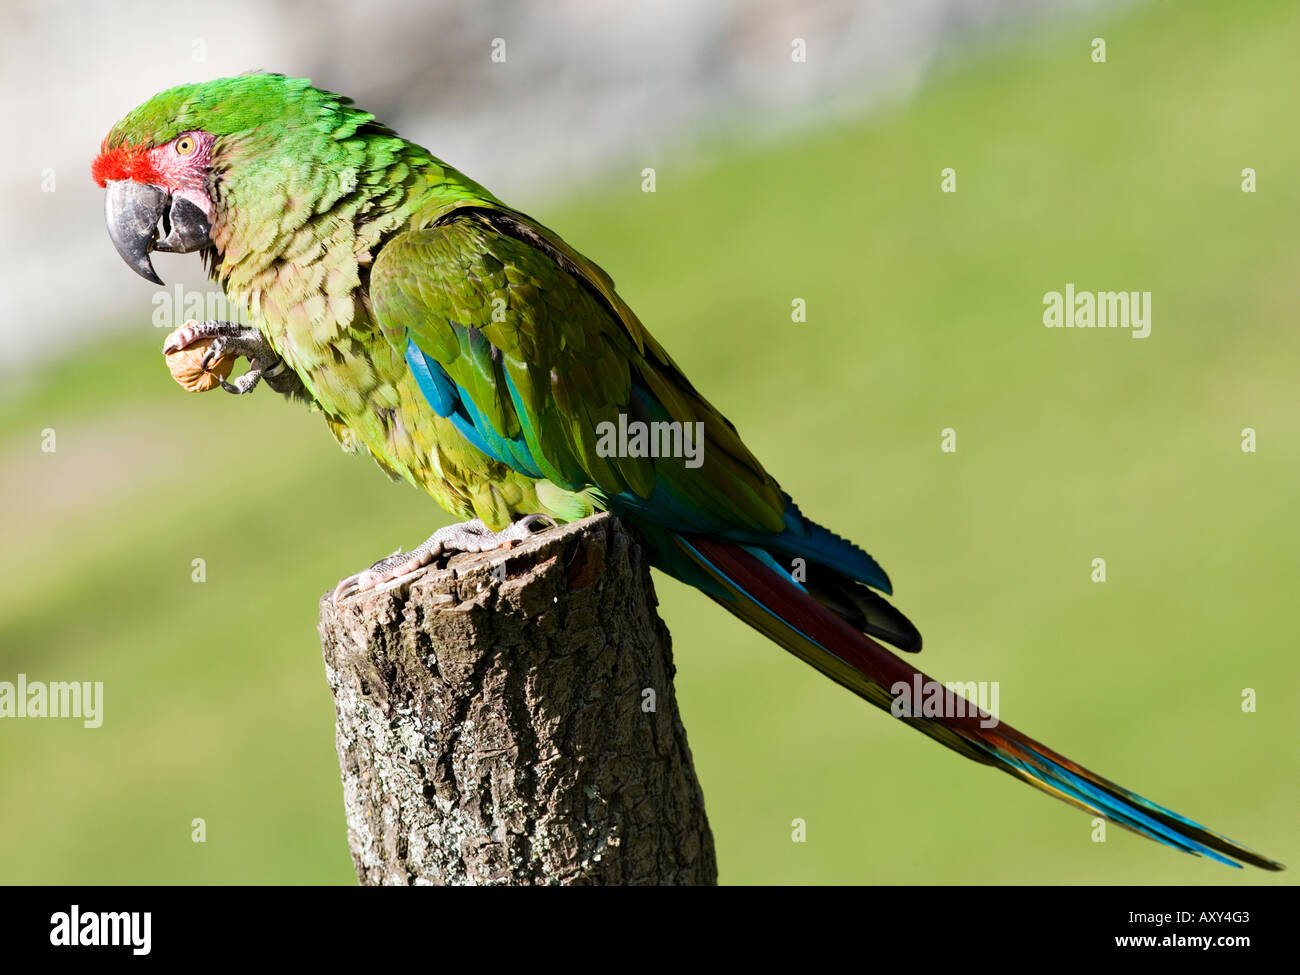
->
1, 0, 1295, 884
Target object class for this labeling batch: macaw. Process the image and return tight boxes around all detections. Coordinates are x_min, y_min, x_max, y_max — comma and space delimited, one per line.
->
93, 74, 1280, 872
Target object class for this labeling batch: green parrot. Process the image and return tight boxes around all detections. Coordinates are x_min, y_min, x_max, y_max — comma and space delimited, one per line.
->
94, 74, 1280, 871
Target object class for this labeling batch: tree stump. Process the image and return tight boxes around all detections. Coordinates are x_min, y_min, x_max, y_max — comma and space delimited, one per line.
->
317, 512, 717, 885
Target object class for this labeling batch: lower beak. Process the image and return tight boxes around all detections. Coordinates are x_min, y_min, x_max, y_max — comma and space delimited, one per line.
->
103, 180, 211, 285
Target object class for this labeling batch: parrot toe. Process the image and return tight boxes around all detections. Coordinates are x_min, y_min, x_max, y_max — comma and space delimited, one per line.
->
331, 515, 556, 605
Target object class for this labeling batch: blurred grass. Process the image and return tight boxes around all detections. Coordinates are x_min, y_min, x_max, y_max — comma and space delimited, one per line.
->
1, 0, 1295, 884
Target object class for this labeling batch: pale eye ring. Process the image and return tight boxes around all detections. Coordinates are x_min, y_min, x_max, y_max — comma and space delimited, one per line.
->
175, 135, 197, 156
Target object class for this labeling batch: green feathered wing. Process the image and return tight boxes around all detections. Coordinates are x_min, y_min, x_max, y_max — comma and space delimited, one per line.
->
370, 204, 789, 539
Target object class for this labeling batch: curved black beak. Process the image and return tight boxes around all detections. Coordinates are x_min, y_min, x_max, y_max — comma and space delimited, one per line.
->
103, 180, 211, 285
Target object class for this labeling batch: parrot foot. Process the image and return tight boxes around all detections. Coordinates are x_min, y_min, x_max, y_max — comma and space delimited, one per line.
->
331, 514, 556, 605
162, 320, 302, 397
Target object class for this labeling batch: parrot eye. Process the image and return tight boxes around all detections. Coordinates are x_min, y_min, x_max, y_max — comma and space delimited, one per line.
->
175, 135, 197, 156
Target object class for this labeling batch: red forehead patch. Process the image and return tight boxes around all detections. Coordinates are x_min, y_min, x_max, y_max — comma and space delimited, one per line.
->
91, 143, 161, 188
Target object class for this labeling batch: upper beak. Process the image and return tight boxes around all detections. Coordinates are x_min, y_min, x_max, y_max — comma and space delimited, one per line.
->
103, 180, 212, 285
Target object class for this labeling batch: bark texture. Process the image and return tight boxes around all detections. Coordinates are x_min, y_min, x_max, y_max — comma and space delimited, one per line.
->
318, 512, 717, 885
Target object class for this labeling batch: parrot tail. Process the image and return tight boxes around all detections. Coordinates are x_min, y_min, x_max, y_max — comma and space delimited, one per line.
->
672, 532, 1283, 871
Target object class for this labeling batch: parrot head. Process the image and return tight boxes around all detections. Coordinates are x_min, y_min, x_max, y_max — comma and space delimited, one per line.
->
92, 74, 379, 285
92, 125, 215, 284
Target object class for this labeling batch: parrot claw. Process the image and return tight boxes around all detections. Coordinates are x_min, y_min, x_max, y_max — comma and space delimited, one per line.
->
331, 515, 556, 606
163, 320, 303, 397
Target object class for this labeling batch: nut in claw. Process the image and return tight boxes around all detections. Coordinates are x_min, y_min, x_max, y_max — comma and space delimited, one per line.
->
162, 323, 236, 393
